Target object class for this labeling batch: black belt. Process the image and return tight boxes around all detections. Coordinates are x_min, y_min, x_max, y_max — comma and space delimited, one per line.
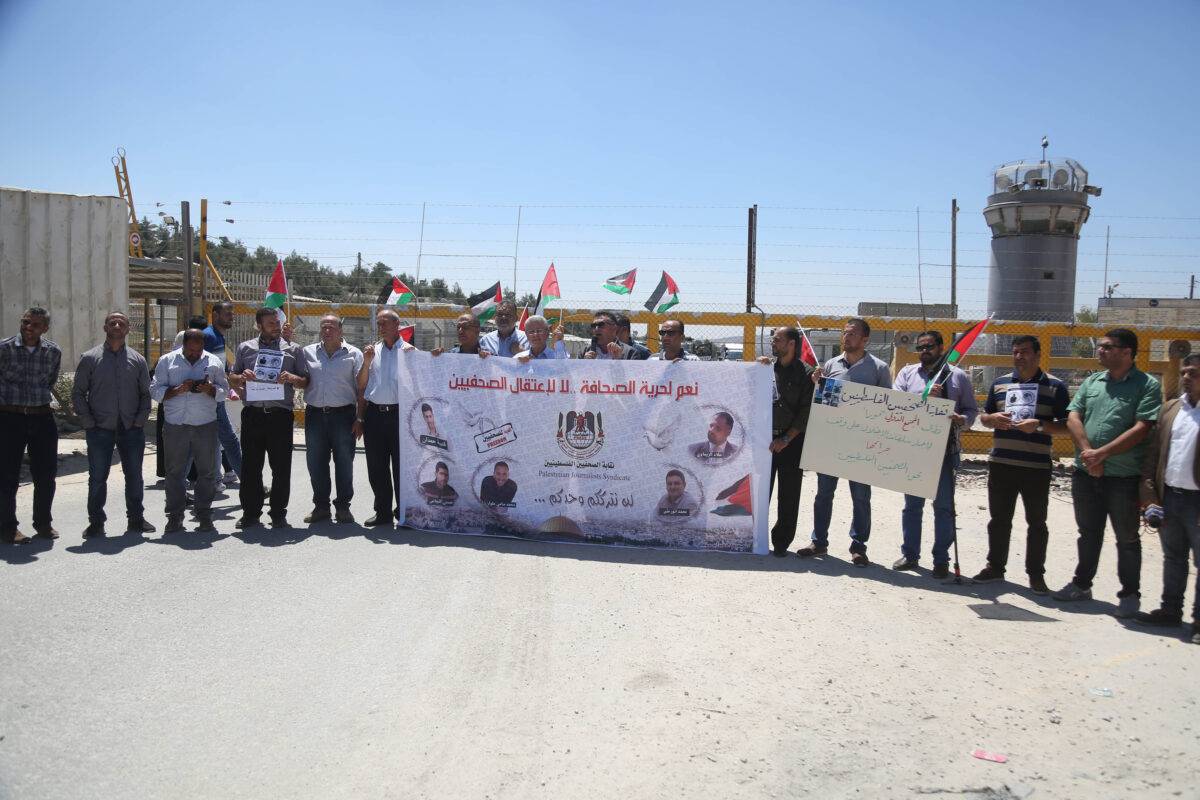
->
1167, 485, 1200, 495
245, 405, 293, 414
308, 404, 354, 412
0, 404, 52, 415
368, 402, 398, 413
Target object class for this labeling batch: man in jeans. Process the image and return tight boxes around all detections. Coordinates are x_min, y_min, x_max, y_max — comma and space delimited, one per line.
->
150, 329, 229, 533
891, 331, 978, 579
800, 318, 893, 566
1055, 328, 1161, 617
972, 335, 1070, 594
72, 311, 154, 538
301, 314, 363, 524
0, 307, 62, 543
1136, 353, 1200, 645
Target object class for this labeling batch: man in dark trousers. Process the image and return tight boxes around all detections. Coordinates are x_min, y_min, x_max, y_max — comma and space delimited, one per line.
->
72, 311, 154, 538
229, 307, 310, 529
357, 308, 416, 527
759, 327, 815, 557
0, 307, 62, 543
1137, 353, 1200, 645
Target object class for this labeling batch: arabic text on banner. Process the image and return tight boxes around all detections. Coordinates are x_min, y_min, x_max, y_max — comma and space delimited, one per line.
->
799, 378, 954, 499
393, 351, 772, 554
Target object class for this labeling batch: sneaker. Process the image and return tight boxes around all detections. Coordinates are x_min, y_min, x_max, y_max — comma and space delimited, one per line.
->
932, 563, 950, 579
195, 517, 216, 533
1052, 582, 1092, 602
1115, 593, 1141, 619
892, 557, 919, 571
1133, 608, 1183, 627
1029, 576, 1050, 595
164, 516, 185, 534
796, 544, 828, 558
851, 553, 870, 567
83, 523, 106, 539
972, 566, 1005, 584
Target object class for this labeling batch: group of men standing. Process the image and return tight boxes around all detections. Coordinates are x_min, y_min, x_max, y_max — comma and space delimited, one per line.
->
2, 304, 1197, 643
760, 318, 1197, 643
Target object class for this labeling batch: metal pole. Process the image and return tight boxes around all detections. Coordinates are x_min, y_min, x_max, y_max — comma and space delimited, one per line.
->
1191, 275, 1195, 300
950, 198, 958, 311
1102, 225, 1110, 297
198, 199, 208, 314
513, 205, 523, 300
415, 201, 426, 288
745, 204, 757, 312
181, 201, 193, 324
143, 297, 150, 356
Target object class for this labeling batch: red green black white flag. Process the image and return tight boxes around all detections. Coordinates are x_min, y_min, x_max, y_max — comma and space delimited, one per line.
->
467, 282, 503, 322
921, 315, 992, 400
643, 271, 680, 314
378, 276, 415, 307
264, 260, 289, 323
710, 474, 752, 516
603, 268, 637, 295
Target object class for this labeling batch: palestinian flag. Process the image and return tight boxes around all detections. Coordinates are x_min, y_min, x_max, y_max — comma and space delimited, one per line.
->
467, 282, 502, 322
521, 264, 562, 331
921, 315, 992, 400
378, 276, 415, 307
399, 325, 415, 344
797, 322, 819, 368
264, 259, 288, 323
643, 271, 680, 314
603, 268, 637, 295
710, 475, 752, 517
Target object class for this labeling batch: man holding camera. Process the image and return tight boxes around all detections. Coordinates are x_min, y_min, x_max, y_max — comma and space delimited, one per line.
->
150, 328, 229, 533
1137, 353, 1200, 644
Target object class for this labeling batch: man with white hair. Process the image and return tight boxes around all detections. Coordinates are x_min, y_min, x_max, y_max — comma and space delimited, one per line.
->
515, 315, 569, 362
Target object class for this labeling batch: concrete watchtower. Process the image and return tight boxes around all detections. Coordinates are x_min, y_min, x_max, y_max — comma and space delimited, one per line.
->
982, 139, 1102, 323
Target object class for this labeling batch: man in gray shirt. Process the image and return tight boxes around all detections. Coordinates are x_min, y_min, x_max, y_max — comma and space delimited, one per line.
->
73, 311, 153, 538
229, 307, 310, 529
150, 329, 229, 533
301, 314, 363, 524
799, 317, 893, 566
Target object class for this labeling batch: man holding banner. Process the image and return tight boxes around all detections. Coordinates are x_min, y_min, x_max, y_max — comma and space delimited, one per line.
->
480, 301, 528, 357
891, 331, 978, 577
800, 318, 891, 566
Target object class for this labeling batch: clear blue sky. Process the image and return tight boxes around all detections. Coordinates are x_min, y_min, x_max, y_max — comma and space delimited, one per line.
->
2, 0, 1197, 320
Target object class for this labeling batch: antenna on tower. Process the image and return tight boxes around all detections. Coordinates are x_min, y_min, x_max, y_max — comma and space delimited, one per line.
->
1041, 135, 1049, 163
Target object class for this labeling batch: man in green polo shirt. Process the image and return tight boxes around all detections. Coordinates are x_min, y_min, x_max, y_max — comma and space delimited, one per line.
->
1054, 328, 1161, 617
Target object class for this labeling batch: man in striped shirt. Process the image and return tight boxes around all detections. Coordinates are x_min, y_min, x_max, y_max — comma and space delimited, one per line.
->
972, 335, 1070, 594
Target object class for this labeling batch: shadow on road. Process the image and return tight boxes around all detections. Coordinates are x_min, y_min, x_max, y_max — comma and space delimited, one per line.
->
66, 530, 149, 556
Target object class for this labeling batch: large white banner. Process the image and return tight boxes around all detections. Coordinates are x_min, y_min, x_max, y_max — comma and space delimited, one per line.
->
394, 351, 773, 554
799, 378, 954, 499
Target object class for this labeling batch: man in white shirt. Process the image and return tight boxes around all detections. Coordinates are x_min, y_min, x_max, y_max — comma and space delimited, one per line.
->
357, 309, 416, 527
150, 329, 229, 533
1137, 353, 1200, 644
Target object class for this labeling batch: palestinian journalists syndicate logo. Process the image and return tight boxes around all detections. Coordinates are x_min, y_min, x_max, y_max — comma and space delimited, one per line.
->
556, 410, 605, 459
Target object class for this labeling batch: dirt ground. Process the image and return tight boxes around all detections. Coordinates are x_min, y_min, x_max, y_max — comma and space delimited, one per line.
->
1, 441, 1197, 799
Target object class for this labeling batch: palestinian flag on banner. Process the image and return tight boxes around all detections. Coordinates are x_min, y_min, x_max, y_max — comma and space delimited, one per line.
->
399, 325, 415, 344
467, 281, 502, 322
921, 315, 992, 400
521, 263, 562, 331
377, 276, 415, 307
710, 475, 752, 517
796, 322, 819, 368
603, 268, 637, 295
264, 259, 289, 323
643, 271, 680, 314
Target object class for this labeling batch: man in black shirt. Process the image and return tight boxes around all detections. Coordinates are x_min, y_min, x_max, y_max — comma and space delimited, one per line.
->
480, 461, 518, 505
759, 327, 815, 556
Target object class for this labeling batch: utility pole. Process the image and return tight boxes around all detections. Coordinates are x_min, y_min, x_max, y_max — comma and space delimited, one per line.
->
415, 201, 426, 290
1102, 225, 1111, 298
513, 205, 523, 301
198, 198, 208, 312
950, 198, 958, 311
181, 201, 193, 323
745, 204, 757, 312
355, 251, 362, 302
1190, 274, 1195, 300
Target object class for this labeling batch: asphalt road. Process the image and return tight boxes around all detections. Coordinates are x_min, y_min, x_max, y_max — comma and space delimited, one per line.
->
1, 444, 1197, 799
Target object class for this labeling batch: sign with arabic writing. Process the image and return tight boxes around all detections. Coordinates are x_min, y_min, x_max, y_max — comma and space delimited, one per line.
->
393, 350, 772, 554
799, 378, 955, 499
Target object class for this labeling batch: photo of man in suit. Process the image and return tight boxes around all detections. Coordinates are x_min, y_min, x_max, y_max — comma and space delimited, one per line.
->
688, 412, 738, 462
480, 461, 518, 506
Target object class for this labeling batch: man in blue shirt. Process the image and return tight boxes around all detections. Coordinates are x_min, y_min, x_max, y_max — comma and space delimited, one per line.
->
357, 308, 416, 527
480, 301, 528, 357
301, 314, 364, 524
515, 316, 569, 361
800, 318, 892, 566
203, 301, 242, 484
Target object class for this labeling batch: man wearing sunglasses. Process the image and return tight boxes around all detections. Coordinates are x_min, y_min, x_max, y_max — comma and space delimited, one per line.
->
1055, 328, 1161, 617
583, 311, 635, 360
891, 330, 978, 578
431, 313, 489, 358
649, 319, 698, 362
